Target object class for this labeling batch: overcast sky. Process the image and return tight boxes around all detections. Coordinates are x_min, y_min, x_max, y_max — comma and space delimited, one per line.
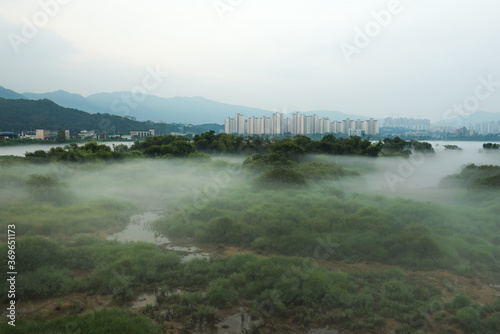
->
1, 0, 500, 121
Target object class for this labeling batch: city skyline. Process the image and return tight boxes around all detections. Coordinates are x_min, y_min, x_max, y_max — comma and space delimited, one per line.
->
225, 112, 379, 136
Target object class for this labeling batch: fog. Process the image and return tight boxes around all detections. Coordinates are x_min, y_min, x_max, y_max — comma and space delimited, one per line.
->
305, 142, 500, 205
0, 159, 244, 212
1, 141, 500, 333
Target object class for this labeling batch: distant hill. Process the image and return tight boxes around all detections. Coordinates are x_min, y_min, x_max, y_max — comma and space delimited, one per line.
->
4, 86, 375, 125
0, 86, 26, 100
23, 90, 108, 114
87, 93, 274, 124
435, 111, 500, 127
0, 98, 207, 135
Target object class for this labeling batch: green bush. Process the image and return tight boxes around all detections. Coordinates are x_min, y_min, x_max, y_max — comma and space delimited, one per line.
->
206, 279, 238, 308
255, 168, 307, 187
455, 306, 480, 332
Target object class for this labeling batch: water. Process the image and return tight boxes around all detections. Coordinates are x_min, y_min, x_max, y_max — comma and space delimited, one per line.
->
131, 289, 182, 309
107, 212, 211, 262
106, 212, 169, 245
191, 308, 263, 334
0, 141, 134, 156
132, 293, 158, 309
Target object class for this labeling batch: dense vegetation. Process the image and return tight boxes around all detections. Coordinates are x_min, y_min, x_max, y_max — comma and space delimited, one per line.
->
2, 237, 500, 334
158, 173, 500, 273
1, 136, 499, 334
441, 164, 500, 189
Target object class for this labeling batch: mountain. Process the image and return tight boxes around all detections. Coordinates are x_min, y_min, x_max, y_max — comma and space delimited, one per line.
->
2, 86, 374, 125
0, 86, 26, 100
23, 90, 108, 114
87, 93, 273, 124
435, 111, 500, 127
0, 98, 194, 134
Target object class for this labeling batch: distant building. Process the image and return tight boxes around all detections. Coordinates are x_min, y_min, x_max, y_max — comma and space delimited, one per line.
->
130, 129, 155, 138
79, 130, 90, 139
349, 129, 366, 137
382, 117, 431, 130
21, 131, 36, 139
224, 113, 379, 136
36, 129, 51, 140
468, 121, 500, 135
0, 132, 18, 140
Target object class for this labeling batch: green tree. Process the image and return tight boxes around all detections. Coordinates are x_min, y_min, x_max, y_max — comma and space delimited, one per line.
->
56, 129, 67, 143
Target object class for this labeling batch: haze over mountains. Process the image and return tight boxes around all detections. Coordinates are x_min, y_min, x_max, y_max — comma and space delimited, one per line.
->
0, 98, 189, 134
434, 110, 500, 127
1, 86, 499, 127
1, 86, 368, 125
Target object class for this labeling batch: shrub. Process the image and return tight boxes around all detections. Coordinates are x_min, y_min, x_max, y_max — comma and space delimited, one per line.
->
455, 306, 480, 332
255, 168, 307, 187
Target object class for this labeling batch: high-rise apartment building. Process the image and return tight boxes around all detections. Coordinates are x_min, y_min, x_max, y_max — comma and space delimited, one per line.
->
224, 113, 379, 136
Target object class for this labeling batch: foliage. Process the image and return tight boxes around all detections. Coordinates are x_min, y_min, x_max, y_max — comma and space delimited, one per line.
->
483, 143, 500, 149
159, 180, 500, 271
444, 145, 462, 150
455, 306, 481, 332
382, 137, 434, 156
0, 308, 162, 333
441, 164, 500, 189
255, 168, 307, 187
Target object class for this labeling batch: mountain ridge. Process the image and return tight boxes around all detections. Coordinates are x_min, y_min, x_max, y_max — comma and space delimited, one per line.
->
0, 97, 221, 134
0, 86, 27, 100
5, 86, 375, 124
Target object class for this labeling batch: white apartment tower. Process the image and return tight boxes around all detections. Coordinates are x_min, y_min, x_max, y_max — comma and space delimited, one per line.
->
224, 113, 379, 136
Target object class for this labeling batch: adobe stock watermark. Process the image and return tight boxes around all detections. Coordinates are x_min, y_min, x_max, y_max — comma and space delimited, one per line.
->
7, 0, 72, 54
384, 151, 426, 192
442, 75, 500, 123
339, 0, 404, 64
99, 65, 169, 134
212, 0, 244, 21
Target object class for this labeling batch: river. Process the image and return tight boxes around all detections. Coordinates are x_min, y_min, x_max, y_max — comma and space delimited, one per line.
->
0, 141, 135, 156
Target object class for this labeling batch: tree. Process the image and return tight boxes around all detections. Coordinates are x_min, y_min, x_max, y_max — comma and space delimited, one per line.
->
56, 129, 67, 143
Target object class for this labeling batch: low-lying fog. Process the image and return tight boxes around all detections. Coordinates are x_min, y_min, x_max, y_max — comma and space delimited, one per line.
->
310, 141, 500, 204
1, 140, 499, 210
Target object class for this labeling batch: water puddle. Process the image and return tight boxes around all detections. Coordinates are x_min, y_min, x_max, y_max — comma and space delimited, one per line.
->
165, 245, 211, 262
131, 289, 182, 309
107, 212, 168, 245
107, 211, 211, 262
192, 308, 263, 334
131, 293, 157, 309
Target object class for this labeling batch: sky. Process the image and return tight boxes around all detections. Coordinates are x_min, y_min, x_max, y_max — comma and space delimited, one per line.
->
1, 0, 500, 122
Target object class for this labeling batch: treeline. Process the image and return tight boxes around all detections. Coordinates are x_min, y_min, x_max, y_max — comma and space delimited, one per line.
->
22, 132, 435, 163
25, 142, 138, 162
192, 131, 435, 156
483, 143, 500, 150
441, 164, 500, 189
